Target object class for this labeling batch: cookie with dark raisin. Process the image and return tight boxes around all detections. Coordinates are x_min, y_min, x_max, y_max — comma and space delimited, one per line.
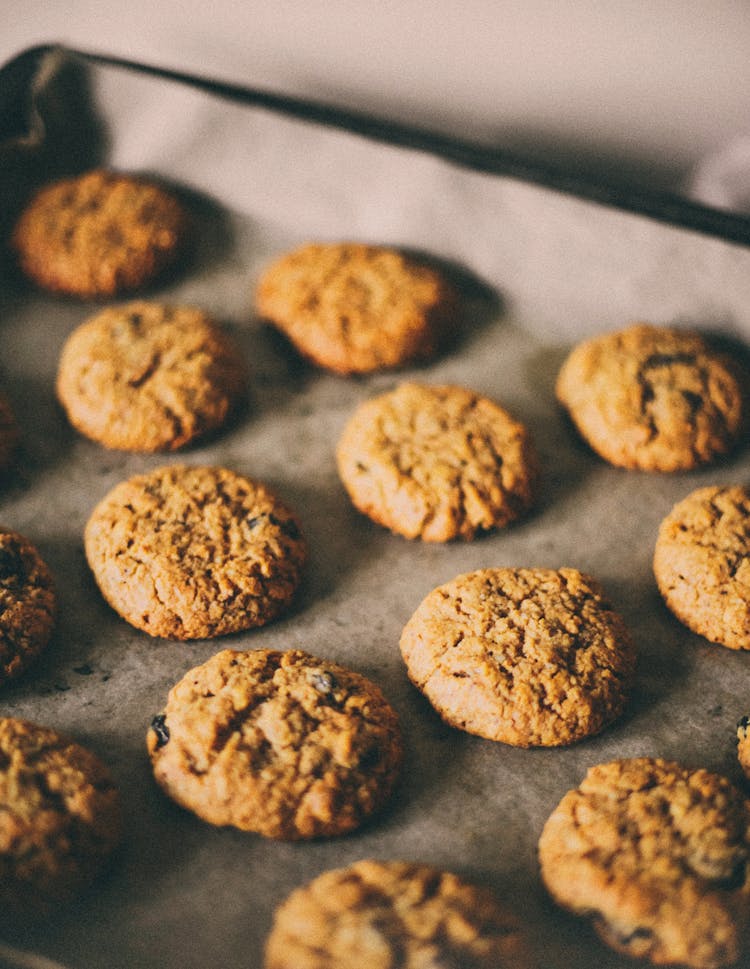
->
539, 757, 750, 968
556, 322, 744, 471
0, 528, 56, 684
147, 648, 403, 839
84, 465, 306, 639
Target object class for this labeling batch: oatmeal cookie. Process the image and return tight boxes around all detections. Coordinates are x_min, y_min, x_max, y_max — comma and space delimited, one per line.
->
84, 465, 306, 639
0, 528, 56, 684
399, 567, 635, 746
336, 382, 538, 542
0, 717, 121, 914
556, 322, 744, 471
654, 485, 750, 650
539, 757, 750, 968
264, 859, 532, 969
256, 242, 457, 374
12, 169, 189, 297
147, 648, 403, 839
56, 301, 247, 451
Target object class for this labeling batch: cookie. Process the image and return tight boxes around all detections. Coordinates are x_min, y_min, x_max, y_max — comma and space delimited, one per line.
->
336, 382, 538, 542
147, 648, 403, 840
654, 485, 750, 650
0, 528, 56, 684
84, 465, 306, 640
264, 859, 532, 969
399, 567, 635, 746
256, 242, 457, 374
0, 717, 121, 914
539, 757, 750, 969
556, 322, 744, 471
0, 392, 18, 473
56, 301, 247, 452
12, 169, 189, 298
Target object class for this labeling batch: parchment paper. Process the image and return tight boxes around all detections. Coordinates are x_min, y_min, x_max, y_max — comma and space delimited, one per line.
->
1, 48, 750, 969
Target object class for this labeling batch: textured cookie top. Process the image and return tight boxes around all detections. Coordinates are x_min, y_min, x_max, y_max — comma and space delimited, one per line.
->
56, 301, 247, 452
84, 465, 306, 640
336, 382, 538, 542
539, 757, 750, 969
0, 392, 18, 473
0, 528, 56, 684
12, 169, 188, 298
556, 322, 744, 471
256, 242, 456, 374
147, 649, 403, 840
264, 859, 531, 969
0, 717, 121, 913
654, 485, 750, 650
400, 567, 635, 746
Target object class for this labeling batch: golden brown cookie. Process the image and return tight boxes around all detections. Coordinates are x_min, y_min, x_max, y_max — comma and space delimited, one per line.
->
11, 169, 189, 298
539, 757, 750, 969
84, 465, 306, 640
400, 567, 635, 746
147, 648, 403, 840
255, 242, 457, 374
0, 392, 18, 473
654, 485, 750, 650
0, 527, 56, 684
0, 717, 121, 915
556, 322, 744, 471
336, 382, 538, 542
56, 301, 247, 452
264, 859, 532, 969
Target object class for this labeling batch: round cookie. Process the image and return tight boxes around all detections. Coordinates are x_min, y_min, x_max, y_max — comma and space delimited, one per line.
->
264, 859, 532, 969
0, 392, 18, 473
556, 322, 744, 471
12, 169, 189, 298
84, 465, 306, 640
255, 242, 457, 374
56, 301, 247, 452
147, 648, 403, 840
654, 485, 750, 650
539, 757, 750, 969
336, 382, 538, 542
399, 567, 635, 746
0, 527, 56, 684
0, 717, 121, 915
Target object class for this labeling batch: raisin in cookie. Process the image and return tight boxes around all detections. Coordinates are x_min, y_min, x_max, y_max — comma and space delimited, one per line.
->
654, 485, 750, 650
336, 382, 537, 542
264, 859, 532, 969
84, 465, 306, 639
56, 301, 247, 451
556, 322, 744, 471
0, 717, 121, 915
256, 242, 456, 374
539, 757, 750, 969
147, 648, 403, 840
12, 169, 188, 298
400, 567, 635, 746
0, 528, 56, 684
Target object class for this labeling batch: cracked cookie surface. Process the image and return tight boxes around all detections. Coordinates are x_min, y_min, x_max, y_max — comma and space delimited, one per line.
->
654, 485, 750, 650
56, 301, 247, 451
264, 859, 532, 969
556, 322, 744, 471
0, 717, 121, 915
12, 169, 188, 298
539, 757, 750, 969
256, 242, 457, 374
336, 382, 538, 542
0, 528, 56, 684
84, 465, 306, 639
147, 649, 403, 839
399, 567, 635, 746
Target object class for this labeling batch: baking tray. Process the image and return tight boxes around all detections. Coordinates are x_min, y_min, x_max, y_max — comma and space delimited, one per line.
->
1, 44, 750, 969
